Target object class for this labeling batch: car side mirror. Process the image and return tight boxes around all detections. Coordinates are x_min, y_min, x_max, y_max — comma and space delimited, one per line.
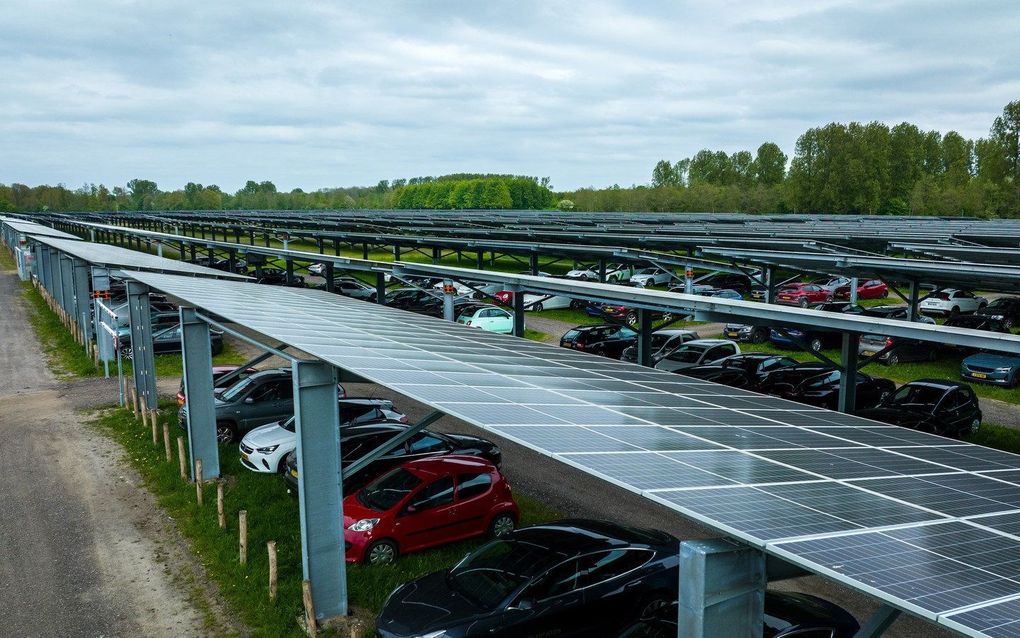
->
401, 504, 417, 516
512, 598, 535, 611
243, 397, 254, 404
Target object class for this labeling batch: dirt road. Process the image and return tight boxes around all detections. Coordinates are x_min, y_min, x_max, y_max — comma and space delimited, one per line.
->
0, 268, 235, 637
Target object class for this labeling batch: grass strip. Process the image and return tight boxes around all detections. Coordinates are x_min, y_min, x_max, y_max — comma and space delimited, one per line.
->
21, 281, 101, 377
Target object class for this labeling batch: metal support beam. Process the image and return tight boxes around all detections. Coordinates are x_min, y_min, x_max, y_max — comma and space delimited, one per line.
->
598, 258, 607, 283
443, 280, 455, 321
764, 267, 774, 304
838, 332, 860, 413
637, 308, 653, 367
58, 254, 74, 315
529, 253, 539, 275
213, 344, 290, 389
285, 259, 294, 285
476, 250, 484, 270
376, 271, 386, 305
679, 538, 765, 638
292, 360, 347, 621
126, 281, 158, 410
907, 280, 918, 322
324, 262, 335, 293
512, 286, 525, 337
343, 411, 445, 480
71, 258, 93, 342
853, 604, 901, 638
849, 276, 859, 305
180, 307, 220, 479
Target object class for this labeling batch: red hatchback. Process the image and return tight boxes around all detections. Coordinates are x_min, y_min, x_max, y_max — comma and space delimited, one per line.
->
834, 279, 889, 300
775, 283, 832, 307
343, 456, 519, 565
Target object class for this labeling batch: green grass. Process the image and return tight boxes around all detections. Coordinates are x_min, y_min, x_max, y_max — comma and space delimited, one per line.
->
21, 281, 101, 377
0, 246, 15, 270
965, 422, 1020, 452
524, 328, 551, 342
120, 342, 248, 378
93, 405, 562, 635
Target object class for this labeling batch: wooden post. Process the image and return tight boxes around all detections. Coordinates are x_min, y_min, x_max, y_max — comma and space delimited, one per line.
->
267, 541, 278, 602
217, 483, 225, 529
302, 580, 318, 636
150, 411, 158, 445
177, 437, 188, 481
195, 459, 204, 506
239, 510, 248, 565
162, 422, 171, 462
140, 405, 149, 430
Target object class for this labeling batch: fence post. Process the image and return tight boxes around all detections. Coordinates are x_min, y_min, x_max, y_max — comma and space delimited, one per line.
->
239, 510, 248, 565
177, 437, 188, 481
162, 422, 171, 462
303, 580, 318, 636
217, 483, 226, 529
268, 541, 278, 602
195, 459, 204, 506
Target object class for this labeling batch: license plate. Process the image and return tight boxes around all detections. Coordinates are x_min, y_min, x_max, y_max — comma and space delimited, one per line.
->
971, 372, 988, 379
290, 468, 298, 478
862, 351, 876, 357
564, 343, 573, 348
726, 332, 739, 338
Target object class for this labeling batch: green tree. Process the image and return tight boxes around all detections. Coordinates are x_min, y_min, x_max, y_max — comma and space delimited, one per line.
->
752, 142, 787, 186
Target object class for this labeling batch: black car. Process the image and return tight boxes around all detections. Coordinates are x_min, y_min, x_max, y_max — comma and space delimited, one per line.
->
977, 296, 1020, 330
723, 323, 772, 344
121, 323, 224, 358
758, 362, 835, 395
816, 301, 865, 315
943, 314, 1012, 335
679, 354, 800, 390
376, 520, 680, 638
858, 333, 937, 366
776, 369, 896, 411
385, 288, 439, 310
254, 267, 305, 286
696, 272, 753, 294
284, 423, 501, 494
858, 379, 982, 437
560, 324, 638, 358
616, 592, 860, 638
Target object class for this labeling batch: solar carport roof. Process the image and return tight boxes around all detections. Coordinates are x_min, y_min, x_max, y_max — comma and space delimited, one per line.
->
126, 271, 1020, 638
32, 236, 251, 279
2, 218, 81, 240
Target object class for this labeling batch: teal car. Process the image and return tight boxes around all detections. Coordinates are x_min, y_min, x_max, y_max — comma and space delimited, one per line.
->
456, 304, 517, 334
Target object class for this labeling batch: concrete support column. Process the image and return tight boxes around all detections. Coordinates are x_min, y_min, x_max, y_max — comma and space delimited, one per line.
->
838, 332, 859, 414
292, 360, 347, 621
180, 307, 219, 479
679, 538, 765, 638
637, 308, 653, 367
126, 281, 158, 410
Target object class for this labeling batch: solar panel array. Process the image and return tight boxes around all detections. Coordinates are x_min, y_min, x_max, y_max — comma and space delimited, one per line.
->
126, 271, 1020, 638
32, 236, 250, 279
1, 218, 81, 240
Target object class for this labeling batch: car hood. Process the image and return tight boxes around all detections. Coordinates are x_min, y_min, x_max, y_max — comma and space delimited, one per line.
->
241, 422, 294, 448
342, 494, 382, 527
965, 353, 1020, 367
377, 570, 489, 636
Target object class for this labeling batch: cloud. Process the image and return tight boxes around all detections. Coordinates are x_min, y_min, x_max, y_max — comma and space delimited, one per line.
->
1, 0, 1018, 192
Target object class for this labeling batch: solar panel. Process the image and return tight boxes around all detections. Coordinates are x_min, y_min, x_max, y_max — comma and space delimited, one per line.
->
122, 271, 1020, 638
2, 219, 81, 240
32, 236, 250, 279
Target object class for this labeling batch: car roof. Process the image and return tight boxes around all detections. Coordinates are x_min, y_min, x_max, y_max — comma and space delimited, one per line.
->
683, 339, 735, 345
339, 398, 393, 406
571, 324, 628, 332
341, 421, 412, 438
400, 454, 497, 477
901, 379, 965, 391
510, 519, 676, 554
249, 368, 292, 380
652, 328, 697, 336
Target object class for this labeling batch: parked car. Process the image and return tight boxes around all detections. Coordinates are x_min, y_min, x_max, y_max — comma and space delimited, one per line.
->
434, 280, 504, 299
834, 279, 888, 300
178, 368, 344, 443
620, 328, 701, 363
343, 456, 519, 565
307, 262, 327, 276
977, 296, 1020, 330
456, 304, 516, 334
284, 424, 502, 494
723, 323, 771, 343
121, 323, 224, 358
493, 290, 574, 311
775, 283, 832, 307
385, 287, 439, 310
961, 352, 1020, 387
679, 354, 800, 390
565, 263, 635, 282
857, 380, 981, 437
255, 267, 305, 286
696, 272, 753, 294
560, 324, 638, 358
810, 276, 851, 294
775, 369, 896, 411
942, 314, 1012, 351
919, 289, 989, 316
375, 520, 680, 638
769, 327, 841, 353
415, 297, 482, 319
758, 362, 836, 395
859, 333, 937, 366
750, 285, 767, 300
616, 593, 860, 638
629, 267, 674, 287
175, 364, 258, 406
601, 304, 678, 326
699, 288, 743, 300
653, 339, 740, 373
667, 283, 716, 295
816, 301, 865, 315
238, 399, 408, 474
327, 277, 377, 301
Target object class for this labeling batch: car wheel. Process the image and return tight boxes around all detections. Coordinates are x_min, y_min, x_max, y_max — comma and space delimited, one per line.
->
809, 337, 823, 352
626, 311, 638, 325
365, 540, 398, 566
1004, 317, 1016, 330
488, 512, 516, 538
570, 299, 584, 310
799, 298, 809, 308
751, 329, 768, 344
968, 417, 981, 435
950, 306, 961, 316
661, 312, 674, 324
885, 353, 900, 366
592, 344, 607, 357
532, 302, 544, 312
638, 594, 670, 621
216, 421, 237, 444
277, 456, 290, 473
122, 347, 133, 360
882, 289, 889, 298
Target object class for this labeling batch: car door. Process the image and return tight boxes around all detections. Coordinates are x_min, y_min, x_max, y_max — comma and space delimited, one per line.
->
935, 389, 970, 434
396, 476, 457, 552
703, 344, 737, 365
450, 471, 495, 540
503, 558, 591, 637
242, 379, 293, 428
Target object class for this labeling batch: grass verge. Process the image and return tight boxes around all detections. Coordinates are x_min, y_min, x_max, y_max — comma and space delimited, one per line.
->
94, 405, 561, 636
964, 422, 1020, 453
21, 281, 101, 377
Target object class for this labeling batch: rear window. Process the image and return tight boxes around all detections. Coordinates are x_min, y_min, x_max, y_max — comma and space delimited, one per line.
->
929, 292, 951, 300
563, 330, 580, 341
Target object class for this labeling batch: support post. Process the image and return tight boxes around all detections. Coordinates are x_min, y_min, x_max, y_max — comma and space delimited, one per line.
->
529, 253, 539, 275
512, 286, 525, 337
849, 276, 859, 306
678, 538, 765, 638
853, 604, 901, 638
324, 263, 335, 293
476, 251, 484, 270
637, 308, 653, 367
907, 280, 918, 322
838, 332, 860, 414
443, 280, 455, 321
598, 258, 607, 283
126, 281, 158, 411
292, 360, 347, 621
432, 247, 441, 264
376, 271, 386, 305
764, 267, 774, 304
71, 258, 93, 343
180, 307, 220, 479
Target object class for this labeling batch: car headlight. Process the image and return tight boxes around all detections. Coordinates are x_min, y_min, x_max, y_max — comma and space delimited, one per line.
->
348, 518, 380, 532
421, 631, 448, 638
256, 444, 280, 453
995, 367, 1013, 373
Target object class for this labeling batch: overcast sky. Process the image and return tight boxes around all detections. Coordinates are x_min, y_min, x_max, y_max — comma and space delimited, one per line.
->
2, 1, 1018, 192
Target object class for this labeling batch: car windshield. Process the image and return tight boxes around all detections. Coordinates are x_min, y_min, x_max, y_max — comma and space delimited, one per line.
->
651, 334, 675, 348
220, 376, 256, 401
806, 371, 840, 387
669, 345, 708, 363
887, 385, 946, 409
563, 330, 580, 341
357, 468, 422, 511
449, 540, 551, 609
988, 298, 1012, 308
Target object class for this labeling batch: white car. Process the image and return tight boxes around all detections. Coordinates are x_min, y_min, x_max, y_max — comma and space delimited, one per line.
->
564, 263, 635, 282
456, 304, 518, 334
332, 277, 376, 300
653, 339, 741, 373
522, 292, 574, 311
629, 267, 675, 287
433, 280, 504, 298
308, 262, 327, 276
918, 289, 988, 316
238, 399, 407, 474
810, 276, 851, 293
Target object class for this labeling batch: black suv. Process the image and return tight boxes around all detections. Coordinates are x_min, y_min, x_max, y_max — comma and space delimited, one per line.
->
679, 354, 800, 390
697, 272, 753, 294
977, 296, 1020, 330
777, 369, 896, 411
857, 379, 982, 437
560, 324, 638, 358
284, 423, 501, 494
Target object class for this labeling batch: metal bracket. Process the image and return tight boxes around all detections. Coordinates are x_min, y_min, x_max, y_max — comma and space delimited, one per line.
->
853, 604, 901, 638
342, 411, 445, 480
